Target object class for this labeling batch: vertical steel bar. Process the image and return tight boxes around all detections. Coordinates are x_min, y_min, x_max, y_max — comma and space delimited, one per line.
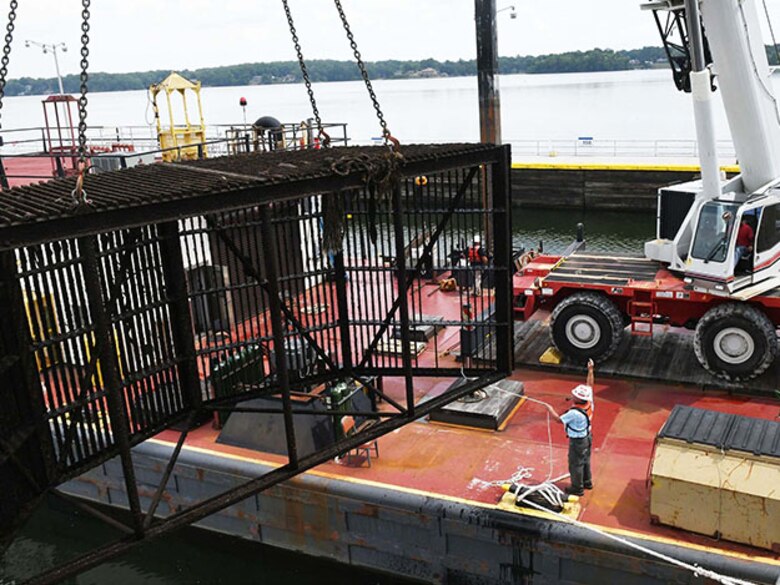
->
259, 205, 299, 467
0, 250, 57, 484
78, 236, 145, 536
391, 182, 415, 416
159, 221, 202, 413
332, 247, 353, 375
490, 146, 513, 374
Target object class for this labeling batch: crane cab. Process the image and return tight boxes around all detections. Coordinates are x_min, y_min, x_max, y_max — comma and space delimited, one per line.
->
646, 179, 780, 297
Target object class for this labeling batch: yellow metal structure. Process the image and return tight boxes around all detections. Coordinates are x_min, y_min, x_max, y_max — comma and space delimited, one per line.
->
539, 346, 563, 365
24, 290, 59, 370
150, 72, 207, 162
650, 438, 780, 552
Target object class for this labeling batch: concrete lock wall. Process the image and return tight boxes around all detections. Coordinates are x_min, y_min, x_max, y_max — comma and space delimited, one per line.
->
60, 440, 780, 585
509, 164, 739, 211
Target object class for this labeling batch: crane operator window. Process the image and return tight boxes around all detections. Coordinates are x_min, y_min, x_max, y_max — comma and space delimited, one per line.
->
756, 203, 780, 254
691, 202, 740, 263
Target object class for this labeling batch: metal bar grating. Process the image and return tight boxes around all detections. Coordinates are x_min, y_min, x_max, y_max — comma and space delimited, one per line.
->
0, 143, 514, 581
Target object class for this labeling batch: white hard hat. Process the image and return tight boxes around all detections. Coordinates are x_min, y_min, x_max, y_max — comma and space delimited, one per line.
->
473, 234, 481, 243
571, 384, 592, 402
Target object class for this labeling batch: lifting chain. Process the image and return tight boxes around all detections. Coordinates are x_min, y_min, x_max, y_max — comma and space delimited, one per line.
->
0, 0, 18, 131
332, 0, 398, 150
73, 0, 92, 206
77, 0, 91, 162
281, 0, 330, 146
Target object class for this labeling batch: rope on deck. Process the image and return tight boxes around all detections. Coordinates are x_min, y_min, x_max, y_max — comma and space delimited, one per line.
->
520, 497, 758, 585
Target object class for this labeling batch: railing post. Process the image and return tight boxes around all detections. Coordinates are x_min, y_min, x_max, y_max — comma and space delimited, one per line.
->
0, 155, 9, 190
55, 157, 65, 179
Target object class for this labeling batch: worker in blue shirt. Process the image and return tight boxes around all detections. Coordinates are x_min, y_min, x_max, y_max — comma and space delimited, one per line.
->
545, 359, 595, 496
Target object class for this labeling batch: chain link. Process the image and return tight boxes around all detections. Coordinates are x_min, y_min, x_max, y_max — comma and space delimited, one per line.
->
281, 0, 325, 141
0, 0, 18, 130
332, 0, 392, 144
77, 0, 91, 162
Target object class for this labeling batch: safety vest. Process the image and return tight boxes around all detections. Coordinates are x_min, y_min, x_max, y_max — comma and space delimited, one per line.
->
564, 403, 592, 436
468, 246, 483, 264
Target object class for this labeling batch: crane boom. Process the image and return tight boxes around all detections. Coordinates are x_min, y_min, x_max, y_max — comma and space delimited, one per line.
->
701, 0, 780, 193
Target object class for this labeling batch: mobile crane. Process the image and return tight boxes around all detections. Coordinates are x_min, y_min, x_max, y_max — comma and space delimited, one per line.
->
514, 0, 780, 381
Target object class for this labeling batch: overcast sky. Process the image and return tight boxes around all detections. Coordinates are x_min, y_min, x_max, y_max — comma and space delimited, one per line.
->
8, 0, 780, 79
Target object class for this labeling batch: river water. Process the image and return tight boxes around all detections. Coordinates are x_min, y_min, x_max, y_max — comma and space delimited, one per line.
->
1, 70, 677, 584
2, 69, 742, 146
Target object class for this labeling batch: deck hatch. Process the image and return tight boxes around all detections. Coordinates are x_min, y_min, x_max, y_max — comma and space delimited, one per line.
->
658, 405, 780, 457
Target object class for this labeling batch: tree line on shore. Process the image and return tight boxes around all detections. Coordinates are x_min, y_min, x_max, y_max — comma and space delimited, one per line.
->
6, 45, 780, 96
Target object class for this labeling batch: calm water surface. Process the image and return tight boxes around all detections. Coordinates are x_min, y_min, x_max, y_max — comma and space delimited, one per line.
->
2, 69, 748, 146
1, 497, 414, 585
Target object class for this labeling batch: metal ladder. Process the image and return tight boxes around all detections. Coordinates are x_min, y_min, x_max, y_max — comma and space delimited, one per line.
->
628, 291, 655, 337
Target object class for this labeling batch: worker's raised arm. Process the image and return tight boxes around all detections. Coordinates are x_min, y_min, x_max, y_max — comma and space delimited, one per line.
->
586, 358, 594, 388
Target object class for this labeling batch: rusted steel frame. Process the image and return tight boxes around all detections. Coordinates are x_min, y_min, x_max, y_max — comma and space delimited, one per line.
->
51, 489, 134, 535
54, 230, 144, 472
26, 370, 505, 585
348, 374, 406, 414
331, 246, 353, 375
204, 217, 338, 374
0, 426, 35, 468
142, 411, 197, 529
259, 205, 299, 468
357, 165, 480, 370
199, 370, 336, 411
0, 437, 44, 492
78, 236, 145, 537
158, 221, 202, 411
0, 149, 500, 251
491, 146, 514, 373
0, 249, 57, 484
391, 181, 416, 416
211, 406, 395, 418
360, 366, 494, 377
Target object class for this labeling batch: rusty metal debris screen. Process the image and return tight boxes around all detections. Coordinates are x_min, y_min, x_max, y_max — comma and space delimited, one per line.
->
0, 144, 513, 583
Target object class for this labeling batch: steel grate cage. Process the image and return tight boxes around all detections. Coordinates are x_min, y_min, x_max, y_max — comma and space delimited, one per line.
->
0, 143, 513, 580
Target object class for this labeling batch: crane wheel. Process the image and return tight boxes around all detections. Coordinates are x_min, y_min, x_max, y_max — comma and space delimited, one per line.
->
693, 303, 777, 382
550, 292, 624, 363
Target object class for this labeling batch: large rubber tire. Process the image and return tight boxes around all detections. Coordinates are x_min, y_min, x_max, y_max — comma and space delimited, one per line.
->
693, 303, 778, 382
550, 292, 625, 363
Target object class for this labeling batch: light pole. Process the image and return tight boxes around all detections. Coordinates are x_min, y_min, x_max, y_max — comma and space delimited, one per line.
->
497, 5, 517, 19
25, 40, 67, 95
474, 2, 514, 145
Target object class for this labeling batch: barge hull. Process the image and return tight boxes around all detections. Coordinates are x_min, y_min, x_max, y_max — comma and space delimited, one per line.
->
62, 440, 780, 585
